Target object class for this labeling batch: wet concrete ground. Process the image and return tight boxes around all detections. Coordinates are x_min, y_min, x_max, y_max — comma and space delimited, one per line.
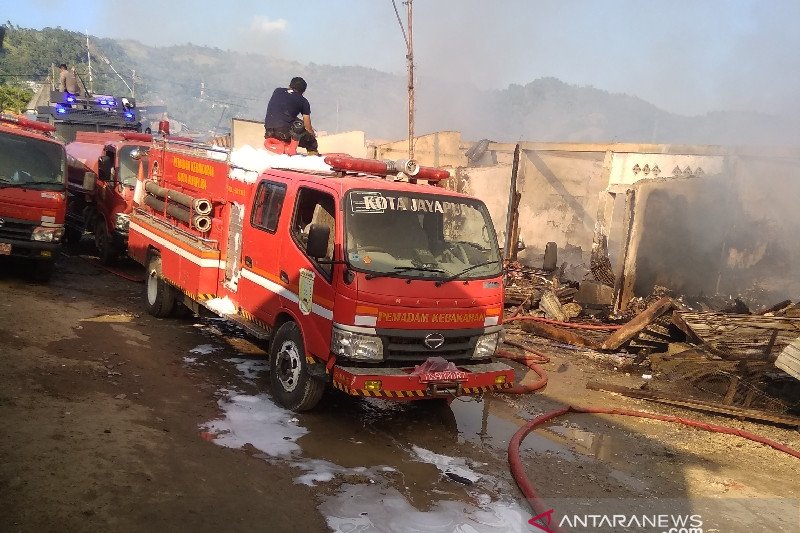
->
1, 251, 799, 532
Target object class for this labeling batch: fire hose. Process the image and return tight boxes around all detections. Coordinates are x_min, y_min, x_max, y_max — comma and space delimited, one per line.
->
495, 337, 800, 527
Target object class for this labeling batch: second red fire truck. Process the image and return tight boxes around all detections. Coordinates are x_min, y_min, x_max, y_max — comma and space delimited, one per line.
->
128, 135, 514, 411
0, 114, 67, 281
65, 131, 152, 263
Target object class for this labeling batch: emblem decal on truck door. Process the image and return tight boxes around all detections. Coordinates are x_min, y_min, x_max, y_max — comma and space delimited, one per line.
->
298, 268, 315, 315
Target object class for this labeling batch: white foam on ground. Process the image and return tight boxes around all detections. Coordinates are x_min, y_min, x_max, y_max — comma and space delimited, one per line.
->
199, 341, 531, 531
320, 484, 528, 533
189, 344, 221, 355
412, 445, 482, 483
228, 145, 332, 183
223, 357, 269, 381
205, 296, 238, 315
202, 390, 307, 457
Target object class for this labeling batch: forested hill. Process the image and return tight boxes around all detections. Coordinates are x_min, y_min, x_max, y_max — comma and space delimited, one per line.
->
1, 23, 797, 146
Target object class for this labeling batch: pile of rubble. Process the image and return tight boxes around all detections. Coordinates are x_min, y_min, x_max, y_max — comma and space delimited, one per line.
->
503, 260, 800, 426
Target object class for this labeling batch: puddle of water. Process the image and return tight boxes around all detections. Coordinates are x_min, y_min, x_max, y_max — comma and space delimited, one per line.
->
320, 483, 529, 533
82, 313, 134, 323
198, 359, 538, 529
451, 398, 577, 459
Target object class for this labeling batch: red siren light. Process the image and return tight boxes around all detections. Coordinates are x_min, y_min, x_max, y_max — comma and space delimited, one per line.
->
324, 155, 450, 182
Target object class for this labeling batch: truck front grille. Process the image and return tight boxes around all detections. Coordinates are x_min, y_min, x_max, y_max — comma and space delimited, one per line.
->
0, 217, 35, 241
379, 329, 479, 363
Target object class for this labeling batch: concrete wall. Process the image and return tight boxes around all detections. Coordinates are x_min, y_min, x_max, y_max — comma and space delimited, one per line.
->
462, 141, 800, 306
620, 152, 800, 306
375, 131, 467, 168
463, 145, 608, 274
317, 131, 368, 158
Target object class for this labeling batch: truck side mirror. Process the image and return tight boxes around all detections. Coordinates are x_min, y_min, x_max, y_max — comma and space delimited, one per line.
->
98, 155, 113, 181
82, 171, 97, 192
306, 223, 330, 259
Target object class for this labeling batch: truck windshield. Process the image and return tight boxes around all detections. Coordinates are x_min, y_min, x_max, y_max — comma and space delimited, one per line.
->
345, 190, 502, 281
118, 145, 147, 187
0, 131, 65, 190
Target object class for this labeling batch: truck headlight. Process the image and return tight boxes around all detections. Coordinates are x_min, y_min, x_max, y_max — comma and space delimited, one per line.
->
473, 331, 500, 359
331, 327, 384, 361
114, 213, 130, 231
31, 226, 65, 243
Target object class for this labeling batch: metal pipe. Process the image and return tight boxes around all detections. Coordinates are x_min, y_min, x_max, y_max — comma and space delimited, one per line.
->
192, 215, 212, 232
144, 180, 211, 214
193, 198, 213, 215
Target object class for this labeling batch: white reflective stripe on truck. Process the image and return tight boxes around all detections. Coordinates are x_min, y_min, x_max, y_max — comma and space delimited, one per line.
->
130, 222, 226, 269
131, 221, 334, 322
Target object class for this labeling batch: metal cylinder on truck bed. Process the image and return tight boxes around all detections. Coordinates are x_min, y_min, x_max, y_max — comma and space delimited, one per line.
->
144, 180, 211, 215
143, 194, 191, 224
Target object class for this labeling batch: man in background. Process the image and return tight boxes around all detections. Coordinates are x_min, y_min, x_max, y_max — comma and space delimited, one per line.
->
58, 63, 79, 95
263, 76, 318, 155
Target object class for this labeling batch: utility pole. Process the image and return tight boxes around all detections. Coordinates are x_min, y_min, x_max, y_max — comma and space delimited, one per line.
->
131, 69, 136, 98
86, 31, 93, 94
406, 0, 414, 159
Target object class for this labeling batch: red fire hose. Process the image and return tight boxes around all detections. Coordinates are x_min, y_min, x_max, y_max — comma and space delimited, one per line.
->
496, 338, 800, 527
508, 404, 800, 528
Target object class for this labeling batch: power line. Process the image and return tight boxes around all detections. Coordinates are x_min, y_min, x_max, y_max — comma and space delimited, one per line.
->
390, 0, 409, 49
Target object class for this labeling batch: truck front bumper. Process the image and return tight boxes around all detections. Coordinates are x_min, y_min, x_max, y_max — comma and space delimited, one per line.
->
331, 361, 514, 400
0, 238, 61, 261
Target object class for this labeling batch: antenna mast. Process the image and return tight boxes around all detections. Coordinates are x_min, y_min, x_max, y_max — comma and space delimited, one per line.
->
86, 31, 93, 94
406, 0, 414, 159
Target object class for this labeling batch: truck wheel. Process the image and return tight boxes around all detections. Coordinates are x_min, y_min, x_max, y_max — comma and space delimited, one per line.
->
64, 226, 82, 246
32, 259, 55, 282
94, 219, 117, 265
269, 322, 325, 411
145, 255, 176, 318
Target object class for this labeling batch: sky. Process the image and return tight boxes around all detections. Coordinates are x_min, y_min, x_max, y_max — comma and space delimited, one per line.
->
4, 0, 799, 118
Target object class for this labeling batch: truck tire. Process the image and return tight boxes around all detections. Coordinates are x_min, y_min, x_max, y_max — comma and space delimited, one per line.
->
94, 219, 117, 265
269, 322, 325, 411
145, 255, 176, 318
64, 226, 82, 246
32, 259, 55, 282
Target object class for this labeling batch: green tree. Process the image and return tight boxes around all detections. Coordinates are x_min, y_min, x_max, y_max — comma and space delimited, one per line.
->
0, 84, 32, 113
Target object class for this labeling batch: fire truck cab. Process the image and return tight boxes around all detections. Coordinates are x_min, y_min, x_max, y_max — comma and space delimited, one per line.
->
128, 137, 513, 411
65, 131, 152, 263
0, 114, 67, 281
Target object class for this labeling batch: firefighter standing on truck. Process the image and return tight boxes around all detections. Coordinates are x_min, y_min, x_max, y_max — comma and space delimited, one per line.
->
263, 76, 318, 155
58, 63, 79, 95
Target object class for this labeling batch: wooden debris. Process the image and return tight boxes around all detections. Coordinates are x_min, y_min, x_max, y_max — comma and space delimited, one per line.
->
775, 337, 800, 381
562, 302, 583, 320
586, 380, 800, 427
756, 299, 793, 315
539, 290, 567, 321
673, 312, 800, 361
518, 320, 601, 349
601, 297, 675, 351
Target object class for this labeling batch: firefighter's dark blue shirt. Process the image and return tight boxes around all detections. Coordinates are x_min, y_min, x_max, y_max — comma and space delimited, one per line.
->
263, 88, 311, 129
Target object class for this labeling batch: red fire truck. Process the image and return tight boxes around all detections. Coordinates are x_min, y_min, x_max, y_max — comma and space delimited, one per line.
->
0, 114, 67, 281
128, 138, 513, 411
65, 131, 152, 263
